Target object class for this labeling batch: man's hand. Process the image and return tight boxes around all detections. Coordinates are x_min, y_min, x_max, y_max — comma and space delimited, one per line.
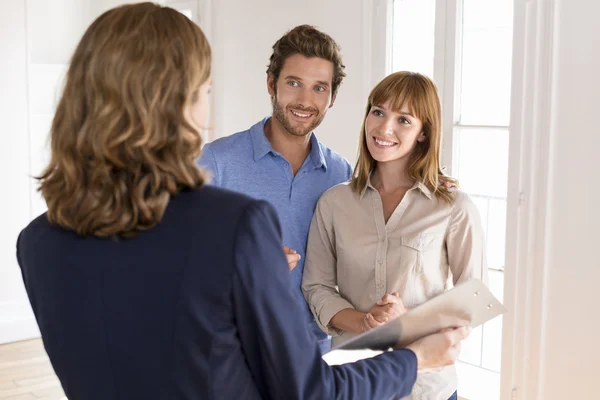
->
283, 245, 301, 271
404, 325, 471, 371
439, 176, 458, 190
370, 292, 408, 323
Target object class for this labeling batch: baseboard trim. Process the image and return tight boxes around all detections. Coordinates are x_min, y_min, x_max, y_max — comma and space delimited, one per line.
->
0, 318, 40, 345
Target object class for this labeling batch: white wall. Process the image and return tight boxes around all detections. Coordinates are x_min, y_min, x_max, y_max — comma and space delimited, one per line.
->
540, 1, 600, 398
0, 0, 38, 344
502, 1, 600, 399
208, 0, 382, 163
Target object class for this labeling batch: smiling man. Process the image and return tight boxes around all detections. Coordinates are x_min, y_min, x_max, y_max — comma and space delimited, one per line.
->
197, 25, 352, 353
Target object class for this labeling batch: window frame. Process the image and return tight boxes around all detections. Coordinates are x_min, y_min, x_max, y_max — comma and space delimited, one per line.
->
369, 1, 549, 399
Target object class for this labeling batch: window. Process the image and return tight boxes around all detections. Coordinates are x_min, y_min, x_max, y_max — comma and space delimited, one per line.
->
392, 0, 436, 78
391, 1, 514, 399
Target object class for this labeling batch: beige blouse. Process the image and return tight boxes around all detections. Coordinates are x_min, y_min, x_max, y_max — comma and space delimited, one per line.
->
302, 178, 488, 400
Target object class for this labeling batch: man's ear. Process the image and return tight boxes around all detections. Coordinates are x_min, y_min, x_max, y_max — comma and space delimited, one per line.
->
329, 91, 337, 109
267, 74, 276, 97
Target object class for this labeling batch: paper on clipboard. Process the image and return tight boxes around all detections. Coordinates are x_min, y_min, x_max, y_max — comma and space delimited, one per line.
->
326, 278, 504, 353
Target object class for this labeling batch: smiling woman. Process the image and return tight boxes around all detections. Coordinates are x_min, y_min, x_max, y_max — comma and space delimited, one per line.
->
367, 103, 424, 159
303, 71, 489, 400
353, 71, 454, 203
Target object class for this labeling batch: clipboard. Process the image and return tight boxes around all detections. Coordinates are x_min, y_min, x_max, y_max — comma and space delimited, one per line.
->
326, 278, 504, 353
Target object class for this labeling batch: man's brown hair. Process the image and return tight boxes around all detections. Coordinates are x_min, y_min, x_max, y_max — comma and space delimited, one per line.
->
267, 25, 346, 95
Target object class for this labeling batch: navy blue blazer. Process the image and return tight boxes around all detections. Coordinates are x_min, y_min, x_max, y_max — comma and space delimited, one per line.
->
17, 186, 417, 399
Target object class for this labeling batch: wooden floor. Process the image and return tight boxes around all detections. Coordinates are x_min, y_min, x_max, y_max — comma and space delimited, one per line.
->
0, 339, 65, 400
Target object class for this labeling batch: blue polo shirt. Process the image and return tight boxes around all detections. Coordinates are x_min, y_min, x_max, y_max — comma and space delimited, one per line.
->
198, 117, 352, 344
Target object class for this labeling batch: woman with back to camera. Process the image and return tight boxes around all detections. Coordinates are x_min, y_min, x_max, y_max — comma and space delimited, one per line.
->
303, 71, 488, 400
16, 4, 470, 399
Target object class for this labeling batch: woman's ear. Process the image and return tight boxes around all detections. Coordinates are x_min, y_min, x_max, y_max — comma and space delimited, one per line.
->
417, 132, 427, 143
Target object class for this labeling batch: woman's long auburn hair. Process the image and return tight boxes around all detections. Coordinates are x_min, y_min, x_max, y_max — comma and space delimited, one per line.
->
351, 71, 456, 203
38, 3, 211, 237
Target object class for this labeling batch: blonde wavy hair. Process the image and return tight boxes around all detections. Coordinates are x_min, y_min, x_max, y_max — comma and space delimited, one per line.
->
351, 71, 457, 203
38, 3, 211, 237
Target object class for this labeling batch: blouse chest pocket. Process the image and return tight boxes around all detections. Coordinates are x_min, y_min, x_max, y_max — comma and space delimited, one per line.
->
399, 232, 444, 274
